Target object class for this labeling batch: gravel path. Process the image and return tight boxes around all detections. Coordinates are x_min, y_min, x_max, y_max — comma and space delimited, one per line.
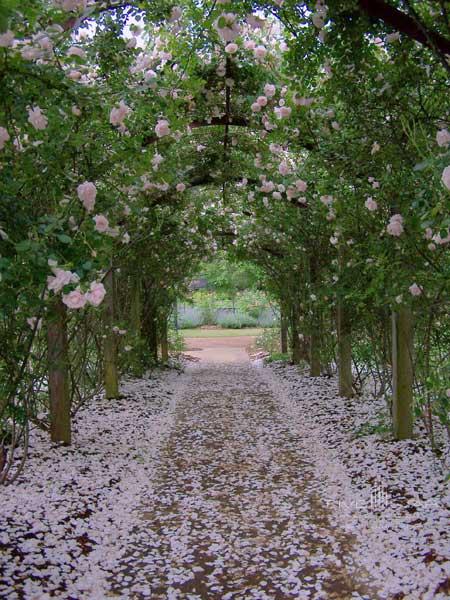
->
112, 363, 376, 599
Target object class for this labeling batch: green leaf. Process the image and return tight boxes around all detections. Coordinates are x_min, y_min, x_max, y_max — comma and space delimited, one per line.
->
15, 240, 31, 252
57, 234, 72, 244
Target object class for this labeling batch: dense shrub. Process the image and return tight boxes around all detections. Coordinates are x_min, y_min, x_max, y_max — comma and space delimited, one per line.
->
217, 311, 258, 328
178, 307, 204, 329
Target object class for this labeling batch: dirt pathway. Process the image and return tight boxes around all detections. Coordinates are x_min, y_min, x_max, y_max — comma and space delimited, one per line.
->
184, 335, 256, 363
111, 362, 376, 599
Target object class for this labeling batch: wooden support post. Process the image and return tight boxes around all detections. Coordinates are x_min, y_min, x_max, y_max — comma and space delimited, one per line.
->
160, 316, 169, 363
291, 308, 301, 364
337, 301, 353, 397
310, 329, 321, 376
148, 305, 158, 363
392, 307, 414, 439
47, 298, 71, 444
130, 274, 141, 337
309, 255, 321, 377
174, 299, 179, 331
280, 305, 288, 354
104, 268, 119, 399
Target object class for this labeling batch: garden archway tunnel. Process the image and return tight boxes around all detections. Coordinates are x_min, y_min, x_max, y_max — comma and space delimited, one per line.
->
0, 2, 449, 597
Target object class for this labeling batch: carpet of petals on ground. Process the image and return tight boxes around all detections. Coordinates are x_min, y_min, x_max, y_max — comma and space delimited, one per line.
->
1, 361, 448, 599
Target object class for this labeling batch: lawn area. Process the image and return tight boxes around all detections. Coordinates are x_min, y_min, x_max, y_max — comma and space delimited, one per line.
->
181, 327, 264, 338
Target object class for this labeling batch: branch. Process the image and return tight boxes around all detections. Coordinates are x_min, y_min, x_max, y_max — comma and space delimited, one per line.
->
358, 0, 450, 57
402, 0, 450, 74
142, 115, 250, 146
61, 2, 133, 31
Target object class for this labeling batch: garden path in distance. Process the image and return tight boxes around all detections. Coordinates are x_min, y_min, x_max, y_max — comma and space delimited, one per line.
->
183, 333, 256, 363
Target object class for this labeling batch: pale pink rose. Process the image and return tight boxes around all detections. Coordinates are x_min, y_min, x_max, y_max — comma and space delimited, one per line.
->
215, 13, 240, 42
278, 160, 291, 176
59, 0, 87, 11
170, 6, 183, 20
274, 106, 291, 119
244, 40, 256, 50
409, 283, 422, 296
286, 186, 296, 199
371, 141, 380, 154
441, 165, 450, 190
247, 14, 264, 29
225, 42, 238, 54
155, 119, 170, 137
93, 214, 109, 233
62, 288, 87, 309
38, 36, 53, 51
176, 183, 186, 192
312, 13, 325, 28
264, 84, 276, 97
152, 152, 164, 169
256, 96, 268, 107
295, 179, 307, 192
67, 46, 86, 59
365, 197, 378, 211
145, 69, 157, 81
432, 229, 450, 245
260, 181, 275, 193
71, 105, 81, 116
0, 126, 10, 150
387, 214, 404, 236
77, 181, 96, 212
320, 195, 333, 206
86, 281, 106, 306
67, 70, 82, 80
424, 227, 433, 239
110, 100, 131, 126
254, 45, 267, 59
47, 268, 78, 293
386, 31, 400, 43
21, 45, 40, 61
28, 106, 48, 130
251, 102, 262, 113
0, 31, 14, 47
436, 129, 450, 147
